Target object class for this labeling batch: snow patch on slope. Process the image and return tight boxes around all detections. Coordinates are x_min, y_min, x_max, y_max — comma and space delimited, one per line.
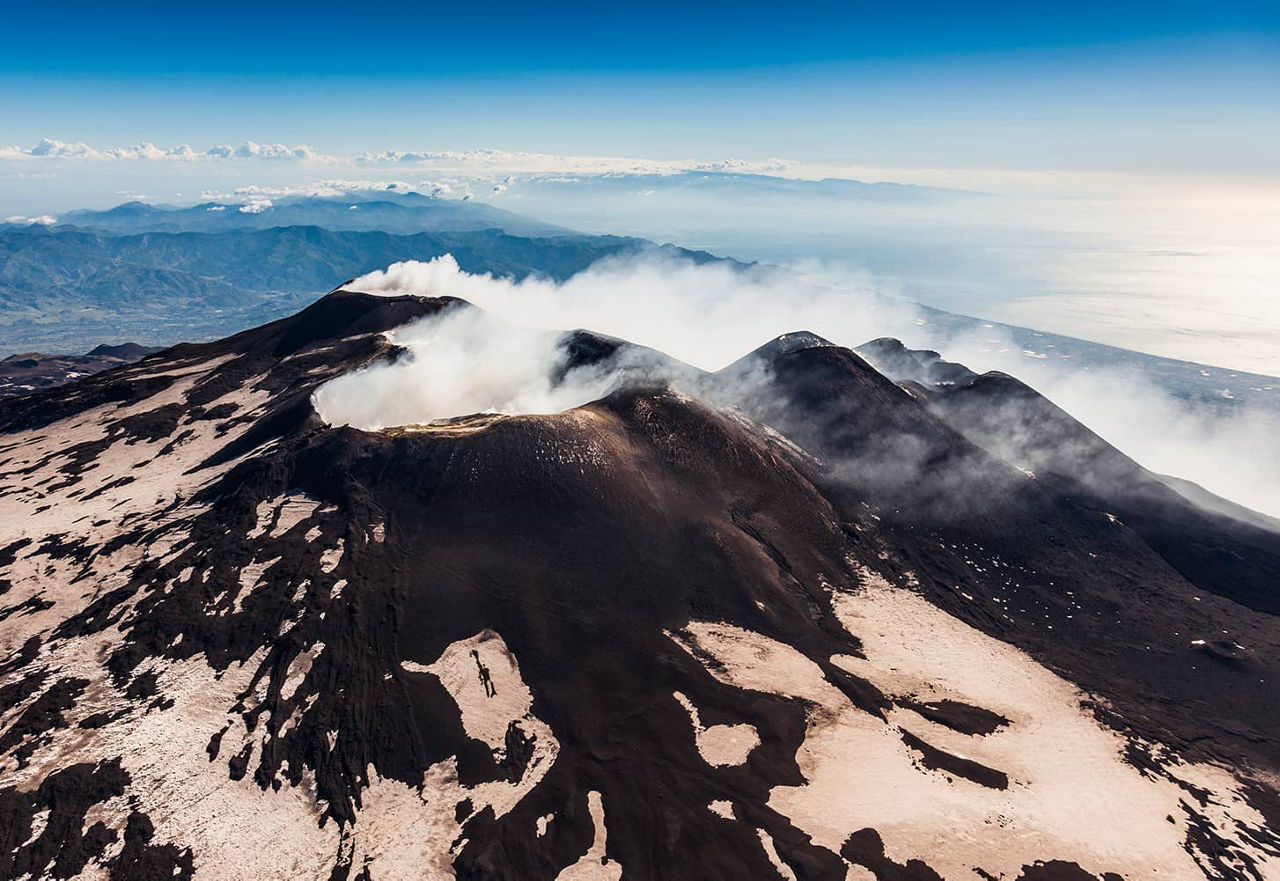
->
669, 574, 1278, 879
556, 791, 621, 881
673, 691, 759, 767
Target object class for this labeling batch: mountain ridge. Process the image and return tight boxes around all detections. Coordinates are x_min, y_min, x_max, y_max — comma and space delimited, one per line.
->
53, 192, 570, 238
0, 225, 728, 354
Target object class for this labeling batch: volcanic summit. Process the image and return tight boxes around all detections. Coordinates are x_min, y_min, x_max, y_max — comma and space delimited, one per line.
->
0, 289, 1277, 880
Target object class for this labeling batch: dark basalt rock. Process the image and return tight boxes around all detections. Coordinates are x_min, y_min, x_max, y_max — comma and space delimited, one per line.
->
899, 698, 1010, 736
0, 343, 162, 401
928, 368, 1280, 616
900, 730, 1009, 790
0, 676, 89, 768
0, 760, 135, 879
741, 336, 1279, 779
1016, 861, 1122, 881
857, 337, 978, 388
108, 811, 195, 880
0, 293, 1277, 879
841, 827, 945, 880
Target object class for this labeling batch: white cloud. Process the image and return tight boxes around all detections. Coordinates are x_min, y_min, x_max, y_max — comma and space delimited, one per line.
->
2, 214, 56, 225
692, 157, 791, 173
122, 143, 168, 161
0, 138, 331, 163
343, 253, 915, 373
353, 146, 793, 176
0, 138, 798, 178
231, 141, 321, 160
238, 198, 273, 214
196, 179, 424, 202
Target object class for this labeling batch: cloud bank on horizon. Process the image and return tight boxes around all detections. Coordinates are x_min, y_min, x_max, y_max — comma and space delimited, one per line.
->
0, 138, 795, 177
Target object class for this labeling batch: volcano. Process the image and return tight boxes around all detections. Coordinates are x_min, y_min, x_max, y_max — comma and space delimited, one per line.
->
0, 289, 1277, 880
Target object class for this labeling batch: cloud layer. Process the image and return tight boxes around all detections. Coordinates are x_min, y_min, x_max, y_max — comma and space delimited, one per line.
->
0, 138, 793, 177
0, 138, 321, 162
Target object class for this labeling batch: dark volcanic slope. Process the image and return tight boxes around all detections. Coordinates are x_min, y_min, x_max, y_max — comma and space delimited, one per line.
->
0, 343, 161, 399
0, 293, 1277, 880
731, 336, 1280, 776
856, 339, 1280, 615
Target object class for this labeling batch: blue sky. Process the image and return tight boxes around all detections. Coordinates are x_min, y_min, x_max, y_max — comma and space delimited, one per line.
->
2, 0, 1277, 173
5, 1, 1276, 75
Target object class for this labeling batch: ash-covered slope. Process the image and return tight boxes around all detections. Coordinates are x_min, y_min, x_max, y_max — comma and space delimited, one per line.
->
856, 339, 1280, 616
1, 292, 1278, 881
731, 335, 1280, 776
0, 343, 161, 399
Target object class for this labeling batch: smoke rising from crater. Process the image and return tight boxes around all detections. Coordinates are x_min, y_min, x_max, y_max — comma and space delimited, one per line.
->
312, 307, 649, 429
333, 254, 1280, 518
341, 253, 919, 372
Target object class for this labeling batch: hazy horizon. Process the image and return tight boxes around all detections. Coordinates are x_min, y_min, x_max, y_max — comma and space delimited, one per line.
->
5, 0, 1277, 374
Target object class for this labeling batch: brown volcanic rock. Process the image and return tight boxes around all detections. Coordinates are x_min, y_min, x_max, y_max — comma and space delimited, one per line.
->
0, 292, 1276, 879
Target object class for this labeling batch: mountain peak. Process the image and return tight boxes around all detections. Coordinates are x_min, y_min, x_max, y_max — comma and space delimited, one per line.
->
755, 329, 837, 357
856, 337, 978, 387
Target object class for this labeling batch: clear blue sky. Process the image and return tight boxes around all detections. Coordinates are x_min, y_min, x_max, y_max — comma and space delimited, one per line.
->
1, 0, 1277, 172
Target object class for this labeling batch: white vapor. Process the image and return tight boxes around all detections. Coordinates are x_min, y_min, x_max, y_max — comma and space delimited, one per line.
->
344, 254, 917, 372
333, 255, 1280, 519
312, 307, 641, 430
942, 332, 1280, 520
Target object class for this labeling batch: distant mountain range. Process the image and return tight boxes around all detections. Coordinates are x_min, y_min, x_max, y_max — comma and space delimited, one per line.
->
492, 170, 970, 203
52, 190, 569, 238
0, 217, 722, 354
1, 194, 1276, 422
